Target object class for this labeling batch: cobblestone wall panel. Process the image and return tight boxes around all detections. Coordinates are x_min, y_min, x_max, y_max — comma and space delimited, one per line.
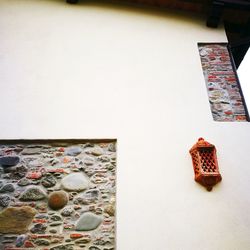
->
0, 140, 116, 250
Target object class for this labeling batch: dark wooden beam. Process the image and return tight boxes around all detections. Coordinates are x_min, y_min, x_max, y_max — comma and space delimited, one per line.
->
207, 0, 250, 28
220, 0, 250, 10
207, 1, 224, 28
230, 37, 250, 48
230, 41, 250, 68
66, 0, 79, 3
227, 17, 250, 68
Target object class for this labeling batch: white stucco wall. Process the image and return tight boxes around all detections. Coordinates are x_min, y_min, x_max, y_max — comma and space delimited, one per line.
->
1, 1, 250, 249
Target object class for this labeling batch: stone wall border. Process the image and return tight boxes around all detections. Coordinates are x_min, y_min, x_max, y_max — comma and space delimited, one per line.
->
198, 43, 249, 122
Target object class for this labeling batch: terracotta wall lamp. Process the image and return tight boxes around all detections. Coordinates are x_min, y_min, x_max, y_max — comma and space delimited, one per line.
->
190, 138, 222, 191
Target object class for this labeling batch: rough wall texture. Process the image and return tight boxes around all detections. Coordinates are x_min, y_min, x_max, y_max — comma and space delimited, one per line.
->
198, 44, 248, 122
0, 141, 116, 250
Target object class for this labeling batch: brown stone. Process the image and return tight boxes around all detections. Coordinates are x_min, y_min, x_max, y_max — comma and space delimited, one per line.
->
48, 191, 69, 210
104, 197, 115, 216
104, 204, 115, 216
0, 206, 36, 234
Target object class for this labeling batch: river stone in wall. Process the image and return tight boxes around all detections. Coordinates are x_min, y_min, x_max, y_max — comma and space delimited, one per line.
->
61, 173, 89, 192
0, 206, 36, 234
0, 183, 15, 193
65, 147, 82, 156
20, 186, 47, 201
48, 191, 68, 210
76, 212, 102, 231
0, 156, 20, 166
0, 194, 11, 207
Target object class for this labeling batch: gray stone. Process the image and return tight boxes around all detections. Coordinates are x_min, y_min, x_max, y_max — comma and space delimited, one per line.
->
4, 235, 17, 240
76, 212, 102, 231
84, 143, 94, 148
41, 174, 56, 188
54, 173, 62, 179
93, 239, 109, 245
105, 163, 114, 171
30, 180, 41, 185
50, 158, 60, 165
97, 155, 110, 162
75, 238, 91, 244
49, 229, 57, 234
35, 214, 48, 219
108, 143, 116, 152
30, 223, 47, 234
20, 186, 47, 201
0, 194, 11, 207
17, 178, 30, 186
35, 239, 50, 246
1, 173, 10, 178
61, 173, 89, 192
91, 149, 103, 156
61, 206, 74, 217
10, 165, 28, 179
21, 147, 41, 155
26, 144, 50, 148
0, 156, 20, 166
50, 222, 62, 227
65, 147, 82, 156
28, 159, 43, 168
13, 190, 21, 198
2, 240, 15, 244
49, 243, 74, 250
89, 247, 101, 250
0, 183, 15, 193
74, 189, 99, 205
50, 214, 62, 221
84, 157, 94, 166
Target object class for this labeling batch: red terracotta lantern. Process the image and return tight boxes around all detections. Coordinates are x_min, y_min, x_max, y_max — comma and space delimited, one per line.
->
189, 138, 222, 191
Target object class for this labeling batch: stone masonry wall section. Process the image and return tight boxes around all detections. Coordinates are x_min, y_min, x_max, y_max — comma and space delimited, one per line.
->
0, 141, 116, 250
198, 43, 248, 122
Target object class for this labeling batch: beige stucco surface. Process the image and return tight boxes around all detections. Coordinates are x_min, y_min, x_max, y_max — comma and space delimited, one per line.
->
0, 1, 250, 249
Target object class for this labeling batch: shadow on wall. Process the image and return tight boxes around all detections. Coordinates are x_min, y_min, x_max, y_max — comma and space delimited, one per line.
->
31, 0, 208, 27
